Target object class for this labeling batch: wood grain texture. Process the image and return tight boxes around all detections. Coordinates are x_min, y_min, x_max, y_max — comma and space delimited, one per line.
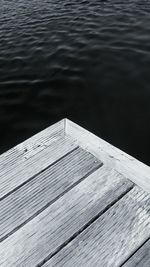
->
65, 119, 150, 193
0, 135, 77, 200
44, 186, 150, 267
0, 147, 102, 242
0, 167, 133, 267
122, 239, 150, 267
0, 119, 64, 171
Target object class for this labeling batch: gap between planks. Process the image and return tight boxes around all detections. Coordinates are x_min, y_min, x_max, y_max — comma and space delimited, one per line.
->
0, 167, 133, 267
64, 118, 150, 194
42, 186, 150, 267
39, 185, 134, 267
0, 147, 102, 242
121, 237, 150, 267
0, 135, 78, 200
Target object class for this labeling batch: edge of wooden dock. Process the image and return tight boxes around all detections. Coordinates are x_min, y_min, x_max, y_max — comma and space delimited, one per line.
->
0, 118, 149, 194
64, 118, 150, 194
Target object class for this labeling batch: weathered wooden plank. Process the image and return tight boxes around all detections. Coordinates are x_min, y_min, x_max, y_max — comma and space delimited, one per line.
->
0, 119, 64, 171
122, 239, 150, 267
65, 119, 150, 193
0, 167, 133, 267
0, 147, 102, 242
44, 186, 150, 267
0, 136, 77, 200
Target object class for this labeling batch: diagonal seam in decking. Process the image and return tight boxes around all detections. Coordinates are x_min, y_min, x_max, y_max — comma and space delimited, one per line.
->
36, 184, 134, 267
0, 146, 79, 202
0, 158, 102, 243
120, 236, 150, 267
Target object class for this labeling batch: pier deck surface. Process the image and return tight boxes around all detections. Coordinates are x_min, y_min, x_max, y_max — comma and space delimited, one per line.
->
0, 119, 149, 266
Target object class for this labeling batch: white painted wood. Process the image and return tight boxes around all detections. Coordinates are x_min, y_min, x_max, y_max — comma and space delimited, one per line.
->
43, 186, 150, 267
0, 147, 101, 242
0, 119, 64, 172
65, 119, 150, 193
0, 166, 133, 267
122, 239, 150, 267
0, 135, 77, 200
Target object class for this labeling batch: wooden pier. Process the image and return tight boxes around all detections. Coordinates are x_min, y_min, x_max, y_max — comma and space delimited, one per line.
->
0, 118, 150, 266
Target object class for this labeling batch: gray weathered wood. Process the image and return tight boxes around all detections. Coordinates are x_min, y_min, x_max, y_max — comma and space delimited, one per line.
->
0, 147, 101, 242
0, 119, 64, 170
0, 118, 149, 266
0, 166, 133, 267
43, 186, 150, 267
0, 135, 77, 200
122, 239, 150, 267
65, 119, 150, 193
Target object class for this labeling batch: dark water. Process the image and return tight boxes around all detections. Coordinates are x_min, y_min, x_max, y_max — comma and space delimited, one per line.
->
0, 0, 150, 165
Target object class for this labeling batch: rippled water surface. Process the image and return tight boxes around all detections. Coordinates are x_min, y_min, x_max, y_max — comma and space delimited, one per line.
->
0, 0, 150, 164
